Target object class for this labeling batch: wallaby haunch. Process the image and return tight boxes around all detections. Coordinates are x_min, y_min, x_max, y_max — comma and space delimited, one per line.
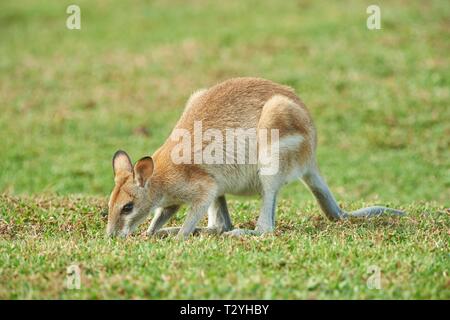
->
107, 77, 403, 239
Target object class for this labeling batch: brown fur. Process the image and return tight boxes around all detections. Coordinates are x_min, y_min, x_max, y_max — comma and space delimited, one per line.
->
106, 77, 403, 238
107, 77, 317, 237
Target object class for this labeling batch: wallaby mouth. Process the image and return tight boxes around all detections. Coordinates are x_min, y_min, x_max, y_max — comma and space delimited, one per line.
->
106, 226, 116, 238
106, 223, 121, 238
106, 228, 129, 238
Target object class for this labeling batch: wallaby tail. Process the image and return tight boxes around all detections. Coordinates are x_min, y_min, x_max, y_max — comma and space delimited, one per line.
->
302, 167, 404, 221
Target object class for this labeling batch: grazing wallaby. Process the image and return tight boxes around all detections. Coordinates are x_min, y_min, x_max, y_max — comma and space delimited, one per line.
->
107, 77, 403, 238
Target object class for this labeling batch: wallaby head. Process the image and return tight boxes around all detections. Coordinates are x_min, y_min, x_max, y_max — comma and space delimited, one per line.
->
107, 150, 158, 237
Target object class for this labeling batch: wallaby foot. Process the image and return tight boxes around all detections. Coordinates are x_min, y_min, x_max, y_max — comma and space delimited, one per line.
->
200, 226, 227, 235
223, 228, 261, 237
152, 227, 182, 238
151, 226, 225, 238
345, 206, 405, 218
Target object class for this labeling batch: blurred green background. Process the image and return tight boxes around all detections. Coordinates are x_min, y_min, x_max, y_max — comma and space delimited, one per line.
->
0, 0, 449, 202
0, 0, 449, 300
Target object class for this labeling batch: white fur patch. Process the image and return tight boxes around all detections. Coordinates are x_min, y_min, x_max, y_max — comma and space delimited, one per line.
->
278, 134, 304, 152
279, 135, 306, 183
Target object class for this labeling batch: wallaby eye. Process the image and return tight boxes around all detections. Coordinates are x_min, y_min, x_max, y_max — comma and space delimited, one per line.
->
121, 202, 134, 214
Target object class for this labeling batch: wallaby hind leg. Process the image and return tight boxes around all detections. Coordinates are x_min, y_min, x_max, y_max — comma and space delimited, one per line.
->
207, 195, 233, 233
223, 189, 278, 237
255, 189, 277, 233
301, 168, 344, 220
302, 164, 404, 220
224, 177, 280, 237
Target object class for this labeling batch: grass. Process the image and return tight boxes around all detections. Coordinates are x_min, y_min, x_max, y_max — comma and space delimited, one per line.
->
1, 194, 448, 299
0, 0, 449, 299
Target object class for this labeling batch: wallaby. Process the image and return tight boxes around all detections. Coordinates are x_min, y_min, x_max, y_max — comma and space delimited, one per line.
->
107, 77, 403, 238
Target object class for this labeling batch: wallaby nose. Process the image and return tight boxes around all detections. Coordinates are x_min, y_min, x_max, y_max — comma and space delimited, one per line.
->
106, 224, 116, 238
106, 230, 115, 238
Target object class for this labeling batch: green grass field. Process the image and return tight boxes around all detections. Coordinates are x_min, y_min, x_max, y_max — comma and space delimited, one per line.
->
0, 0, 449, 299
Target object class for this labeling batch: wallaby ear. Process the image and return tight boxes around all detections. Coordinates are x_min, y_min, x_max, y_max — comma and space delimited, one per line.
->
112, 150, 133, 175
134, 156, 154, 187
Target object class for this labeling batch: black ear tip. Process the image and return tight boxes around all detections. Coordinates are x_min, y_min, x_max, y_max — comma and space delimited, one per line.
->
113, 150, 132, 163
113, 150, 127, 159
138, 156, 152, 162
112, 150, 133, 173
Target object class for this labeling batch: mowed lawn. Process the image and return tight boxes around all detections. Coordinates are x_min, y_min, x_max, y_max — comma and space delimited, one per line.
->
0, 0, 449, 299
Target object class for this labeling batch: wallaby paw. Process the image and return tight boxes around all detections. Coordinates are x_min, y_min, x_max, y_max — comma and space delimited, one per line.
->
387, 208, 405, 216
195, 227, 223, 235
149, 227, 181, 238
223, 228, 260, 238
